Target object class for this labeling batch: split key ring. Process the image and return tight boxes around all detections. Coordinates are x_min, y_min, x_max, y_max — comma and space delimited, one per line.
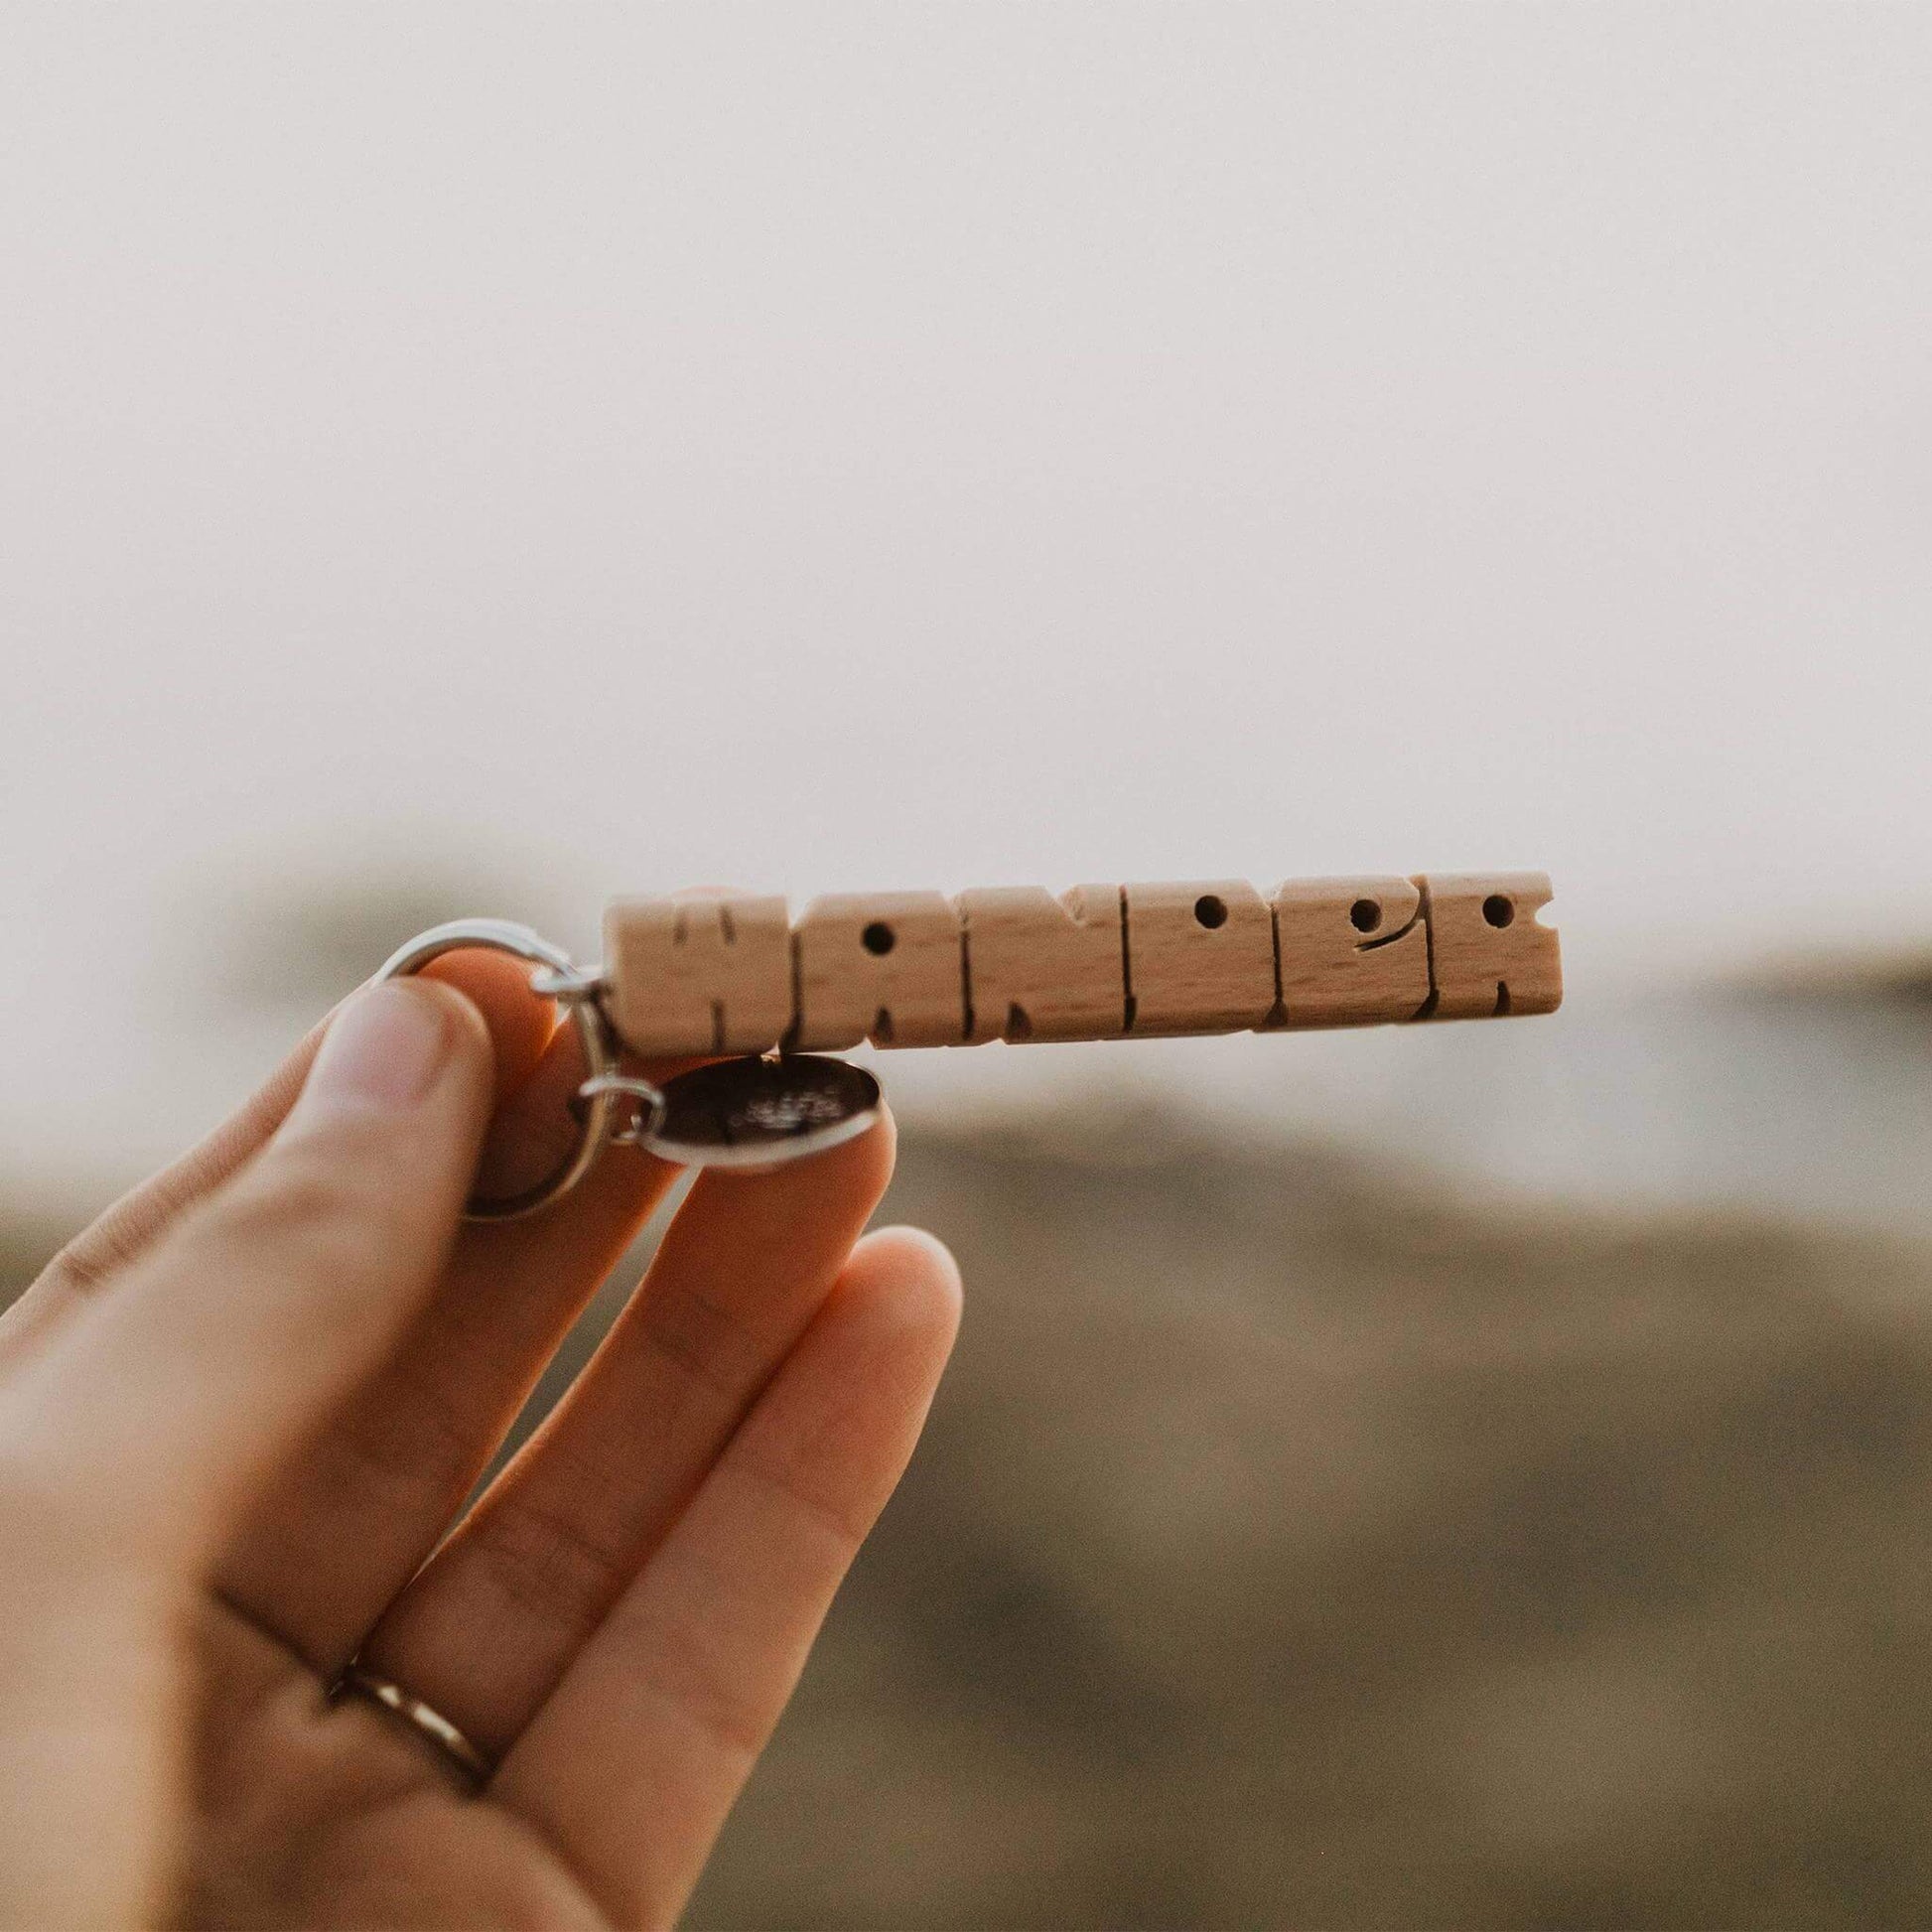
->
374, 918, 882, 1221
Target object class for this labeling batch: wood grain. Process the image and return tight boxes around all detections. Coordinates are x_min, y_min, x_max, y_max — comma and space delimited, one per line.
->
1123, 881, 1277, 1035
792, 892, 966, 1049
603, 894, 793, 1055
599, 872, 1562, 1055
1271, 877, 1432, 1028
1415, 872, 1563, 1020
955, 886, 1125, 1043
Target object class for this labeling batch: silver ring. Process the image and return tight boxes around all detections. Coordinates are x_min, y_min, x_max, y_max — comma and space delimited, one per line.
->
372, 917, 617, 1222
337, 1664, 491, 1784
576, 1069, 670, 1147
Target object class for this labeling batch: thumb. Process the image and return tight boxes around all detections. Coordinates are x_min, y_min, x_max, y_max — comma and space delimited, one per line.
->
8, 979, 494, 1567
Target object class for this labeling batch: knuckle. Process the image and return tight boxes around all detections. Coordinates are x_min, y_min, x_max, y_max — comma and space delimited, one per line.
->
472, 1485, 632, 1627
208, 1139, 405, 1281
744, 1449, 871, 1554
660, 1651, 772, 1764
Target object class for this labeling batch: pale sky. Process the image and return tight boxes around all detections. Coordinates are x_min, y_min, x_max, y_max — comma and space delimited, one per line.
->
4, 5, 1930, 1182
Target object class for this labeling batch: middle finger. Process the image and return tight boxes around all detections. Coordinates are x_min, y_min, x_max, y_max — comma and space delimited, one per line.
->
215, 1013, 689, 1676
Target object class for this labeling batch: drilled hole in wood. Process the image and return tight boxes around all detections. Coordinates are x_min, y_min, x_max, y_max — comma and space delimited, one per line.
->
1193, 894, 1228, 930
1349, 898, 1382, 933
862, 921, 897, 956
1482, 895, 1515, 928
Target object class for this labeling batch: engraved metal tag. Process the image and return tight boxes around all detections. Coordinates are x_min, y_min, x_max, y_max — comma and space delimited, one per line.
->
643, 1055, 883, 1170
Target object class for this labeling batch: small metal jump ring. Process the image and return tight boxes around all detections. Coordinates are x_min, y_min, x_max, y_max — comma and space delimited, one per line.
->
372, 917, 617, 1221
576, 1069, 669, 1147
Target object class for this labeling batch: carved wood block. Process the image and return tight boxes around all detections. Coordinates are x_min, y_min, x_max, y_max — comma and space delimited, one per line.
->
955, 886, 1124, 1043
599, 870, 1561, 1056
1416, 872, 1563, 1019
1123, 881, 1276, 1035
1270, 876, 1431, 1026
791, 891, 966, 1049
603, 894, 793, 1054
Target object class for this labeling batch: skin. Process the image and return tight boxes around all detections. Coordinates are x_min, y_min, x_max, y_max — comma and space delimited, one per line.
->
0, 952, 961, 1928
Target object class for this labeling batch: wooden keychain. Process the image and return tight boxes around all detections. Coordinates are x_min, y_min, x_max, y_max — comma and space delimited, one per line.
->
376, 872, 1561, 1219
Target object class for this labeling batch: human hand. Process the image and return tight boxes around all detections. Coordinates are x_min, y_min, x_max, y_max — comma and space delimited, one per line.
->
0, 956, 960, 1928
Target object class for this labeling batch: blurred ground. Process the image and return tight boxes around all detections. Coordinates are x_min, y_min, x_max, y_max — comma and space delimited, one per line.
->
11, 1105, 1932, 1928
691, 1119, 1932, 1929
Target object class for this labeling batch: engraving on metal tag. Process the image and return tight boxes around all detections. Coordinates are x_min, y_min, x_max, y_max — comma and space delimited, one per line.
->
644, 1055, 882, 1170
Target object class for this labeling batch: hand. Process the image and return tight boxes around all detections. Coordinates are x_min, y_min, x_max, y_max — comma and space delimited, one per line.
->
0, 957, 960, 1928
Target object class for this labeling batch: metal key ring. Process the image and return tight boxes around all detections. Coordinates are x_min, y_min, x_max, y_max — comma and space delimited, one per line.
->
372, 917, 660, 1221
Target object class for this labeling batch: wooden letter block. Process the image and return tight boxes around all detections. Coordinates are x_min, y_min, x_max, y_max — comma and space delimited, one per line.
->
596, 867, 1559, 1059
956, 886, 1124, 1043
1123, 881, 1276, 1035
1270, 876, 1431, 1026
1417, 872, 1563, 1019
603, 893, 792, 1054
791, 892, 965, 1049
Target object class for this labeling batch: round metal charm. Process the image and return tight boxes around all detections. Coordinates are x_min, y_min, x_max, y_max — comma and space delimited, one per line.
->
643, 1055, 883, 1170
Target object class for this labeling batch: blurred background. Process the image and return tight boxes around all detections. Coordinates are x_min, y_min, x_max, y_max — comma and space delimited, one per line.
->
4, 6, 1931, 1924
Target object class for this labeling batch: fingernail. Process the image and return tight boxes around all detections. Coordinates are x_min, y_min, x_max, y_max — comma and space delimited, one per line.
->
305, 983, 457, 1113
